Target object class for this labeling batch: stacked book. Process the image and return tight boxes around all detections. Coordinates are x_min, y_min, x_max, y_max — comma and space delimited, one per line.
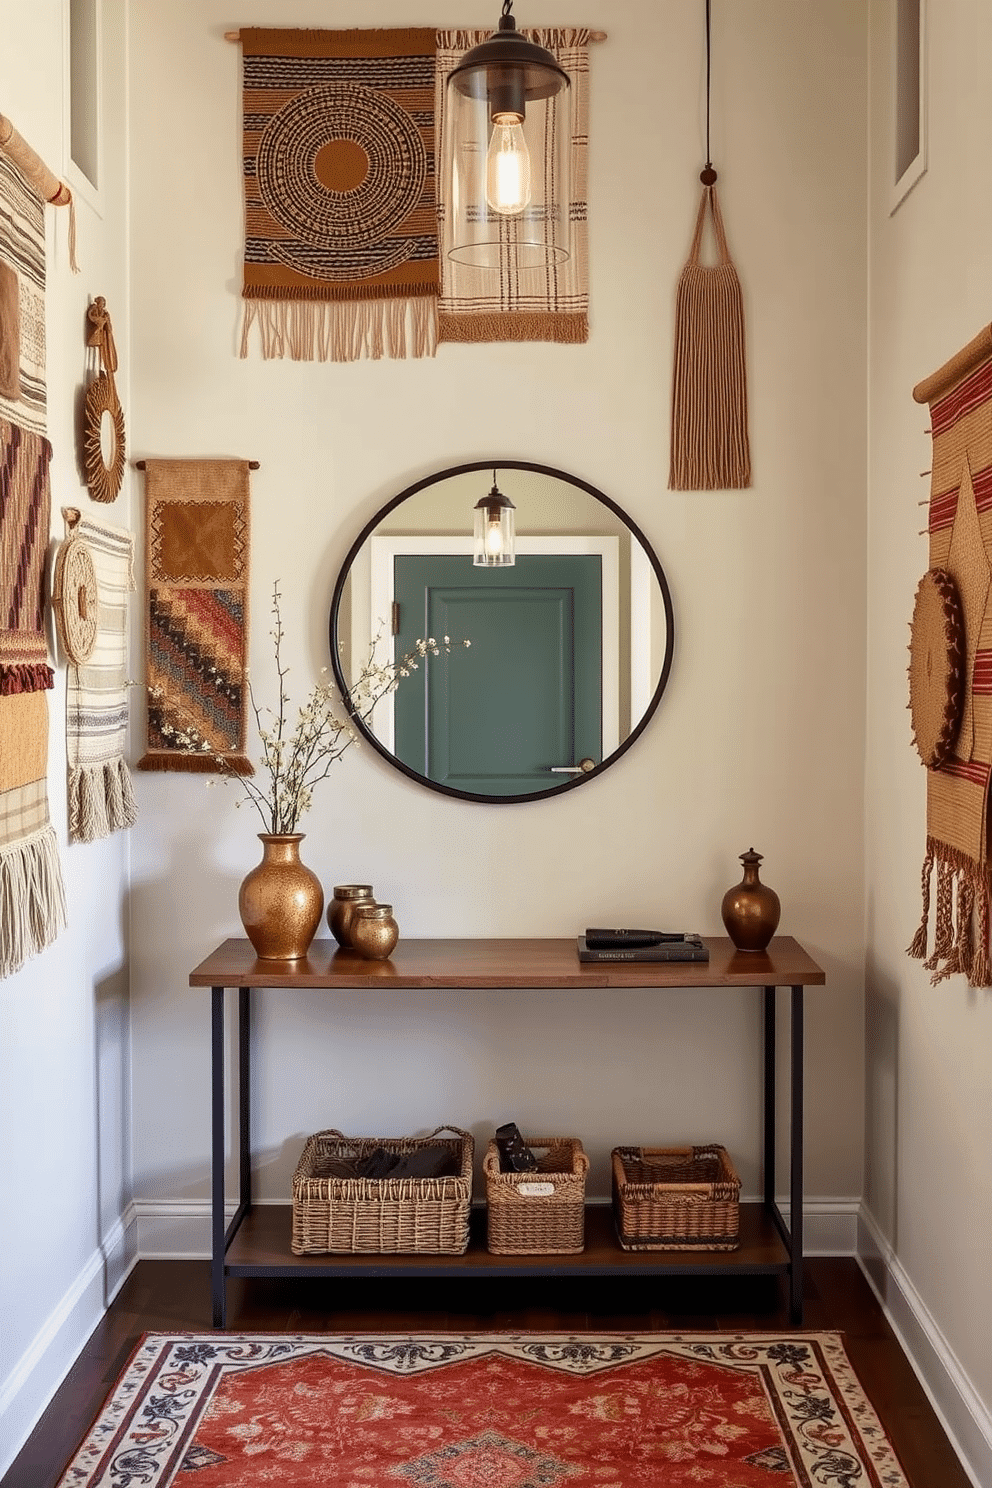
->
576, 928, 709, 962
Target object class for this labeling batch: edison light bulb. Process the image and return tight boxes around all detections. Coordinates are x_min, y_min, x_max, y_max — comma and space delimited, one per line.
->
486, 115, 531, 215
486, 516, 504, 557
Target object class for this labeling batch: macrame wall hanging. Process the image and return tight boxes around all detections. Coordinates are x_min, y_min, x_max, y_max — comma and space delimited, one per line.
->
908, 324, 992, 987
669, 0, 751, 491
83, 297, 126, 503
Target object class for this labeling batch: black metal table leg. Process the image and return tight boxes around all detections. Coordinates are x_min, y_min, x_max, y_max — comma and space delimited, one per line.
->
763, 985, 776, 1210
211, 985, 226, 1328
789, 984, 805, 1324
239, 986, 251, 1209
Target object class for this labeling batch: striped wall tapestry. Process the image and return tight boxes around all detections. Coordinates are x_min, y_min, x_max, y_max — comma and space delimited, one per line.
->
59, 509, 138, 843
909, 325, 992, 986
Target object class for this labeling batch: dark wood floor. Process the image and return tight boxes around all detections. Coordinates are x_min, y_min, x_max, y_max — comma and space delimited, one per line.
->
2, 1258, 972, 1488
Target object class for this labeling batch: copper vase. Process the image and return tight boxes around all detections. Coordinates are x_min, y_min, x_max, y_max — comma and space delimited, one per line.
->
239, 834, 324, 961
351, 902, 399, 960
327, 883, 375, 947
721, 848, 780, 952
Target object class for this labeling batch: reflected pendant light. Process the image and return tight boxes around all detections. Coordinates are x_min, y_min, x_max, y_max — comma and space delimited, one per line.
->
473, 472, 516, 566
443, 0, 571, 270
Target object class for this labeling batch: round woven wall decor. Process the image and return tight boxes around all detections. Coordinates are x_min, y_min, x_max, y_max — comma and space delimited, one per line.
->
908, 567, 965, 767
84, 371, 126, 503
52, 536, 99, 663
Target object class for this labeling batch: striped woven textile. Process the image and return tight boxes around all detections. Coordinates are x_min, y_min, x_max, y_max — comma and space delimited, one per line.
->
239, 27, 439, 363
0, 424, 64, 977
910, 325, 992, 985
0, 419, 54, 693
0, 150, 45, 435
138, 459, 253, 775
61, 509, 137, 842
435, 29, 590, 345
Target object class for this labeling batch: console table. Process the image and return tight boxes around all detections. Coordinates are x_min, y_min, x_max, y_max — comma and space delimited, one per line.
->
190, 935, 825, 1328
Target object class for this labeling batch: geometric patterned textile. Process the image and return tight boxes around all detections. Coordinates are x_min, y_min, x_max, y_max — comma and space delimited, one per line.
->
0, 149, 46, 435
52, 1331, 912, 1488
910, 325, 992, 985
239, 28, 439, 363
0, 417, 54, 692
435, 30, 591, 345
60, 508, 137, 842
137, 459, 252, 774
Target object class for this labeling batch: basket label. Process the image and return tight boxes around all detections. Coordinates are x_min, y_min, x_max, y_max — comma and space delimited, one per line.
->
517, 1182, 555, 1197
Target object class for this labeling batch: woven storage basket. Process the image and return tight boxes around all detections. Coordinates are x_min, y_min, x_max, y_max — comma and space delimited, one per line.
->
291, 1126, 473, 1255
483, 1136, 589, 1254
612, 1144, 741, 1251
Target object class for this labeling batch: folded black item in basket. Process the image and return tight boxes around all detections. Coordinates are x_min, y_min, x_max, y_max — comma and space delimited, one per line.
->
357, 1145, 458, 1180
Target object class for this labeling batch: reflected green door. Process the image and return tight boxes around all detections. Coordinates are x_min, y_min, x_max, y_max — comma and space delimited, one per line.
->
393, 554, 603, 797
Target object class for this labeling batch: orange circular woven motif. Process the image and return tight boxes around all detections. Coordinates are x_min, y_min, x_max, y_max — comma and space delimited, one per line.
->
908, 567, 965, 767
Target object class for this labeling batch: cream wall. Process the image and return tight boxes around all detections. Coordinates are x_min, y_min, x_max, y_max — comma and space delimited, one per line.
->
0, 0, 133, 1470
127, 0, 868, 1230
866, 0, 992, 1478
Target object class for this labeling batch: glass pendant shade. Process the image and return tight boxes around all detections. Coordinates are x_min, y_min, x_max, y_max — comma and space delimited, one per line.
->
473, 481, 516, 567
443, 12, 571, 270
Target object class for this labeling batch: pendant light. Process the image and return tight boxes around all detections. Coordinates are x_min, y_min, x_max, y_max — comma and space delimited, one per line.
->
473, 472, 516, 567
443, 0, 571, 270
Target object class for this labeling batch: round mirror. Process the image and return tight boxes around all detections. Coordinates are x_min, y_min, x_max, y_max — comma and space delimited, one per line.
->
329, 461, 674, 803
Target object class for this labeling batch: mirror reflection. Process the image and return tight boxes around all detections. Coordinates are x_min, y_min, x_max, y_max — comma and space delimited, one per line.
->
329, 462, 674, 803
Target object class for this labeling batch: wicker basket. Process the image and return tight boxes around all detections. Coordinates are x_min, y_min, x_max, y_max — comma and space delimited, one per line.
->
291, 1126, 473, 1255
612, 1144, 741, 1251
484, 1136, 589, 1254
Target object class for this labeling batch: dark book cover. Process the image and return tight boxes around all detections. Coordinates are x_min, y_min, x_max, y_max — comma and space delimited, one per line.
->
576, 935, 709, 963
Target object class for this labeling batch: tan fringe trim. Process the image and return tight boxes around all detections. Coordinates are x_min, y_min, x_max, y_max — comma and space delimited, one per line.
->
670, 186, 751, 491
907, 843, 934, 959
137, 751, 254, 776
240, 295, 438, 362
0, 824, 67, 980
438, 312, 588, 344
68, 759, 138, 843
925, 858, 955, 972
972, 875, 992, 988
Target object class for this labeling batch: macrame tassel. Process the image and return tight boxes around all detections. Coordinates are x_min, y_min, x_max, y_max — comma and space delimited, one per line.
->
924, 857, 955, 973
907, 843, 934, 959
0, 825, 67, 980
970, 873, 992, 989
68, 760, 138, 843
952, 874, 975, 982
669, 185, 751, 491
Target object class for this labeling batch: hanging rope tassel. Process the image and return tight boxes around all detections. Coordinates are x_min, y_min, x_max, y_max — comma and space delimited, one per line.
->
969, 872, 992, 988
907, 842, 934, 959
924, 858, 955, 976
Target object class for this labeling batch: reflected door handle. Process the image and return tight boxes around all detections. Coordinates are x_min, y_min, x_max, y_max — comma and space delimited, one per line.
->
550, 758, 597, 774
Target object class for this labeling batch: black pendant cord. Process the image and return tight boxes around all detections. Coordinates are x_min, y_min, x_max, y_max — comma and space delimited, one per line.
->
701, 0, 718, 185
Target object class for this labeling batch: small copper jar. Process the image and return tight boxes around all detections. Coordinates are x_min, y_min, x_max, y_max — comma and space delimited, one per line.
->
327, 884, 374, 947
351, 902, 399, 961
721, 849, 781, 952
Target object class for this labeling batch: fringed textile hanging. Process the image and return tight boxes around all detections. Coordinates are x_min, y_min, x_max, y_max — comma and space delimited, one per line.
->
0, 111, 78, 272
908, 324, 992, 986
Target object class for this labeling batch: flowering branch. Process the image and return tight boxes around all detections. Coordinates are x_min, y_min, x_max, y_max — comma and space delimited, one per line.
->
149, 581, 468, 835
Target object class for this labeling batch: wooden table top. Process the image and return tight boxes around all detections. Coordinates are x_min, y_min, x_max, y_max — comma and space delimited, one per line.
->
190, 936, 825, 989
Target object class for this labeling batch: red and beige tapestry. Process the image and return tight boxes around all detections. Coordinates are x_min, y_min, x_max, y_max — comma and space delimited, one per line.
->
239, 27, 440, 363
137, 459, 252, 775
54, 1330, 910, 1487
435, 29, 591, 345
909, 325, 992, 985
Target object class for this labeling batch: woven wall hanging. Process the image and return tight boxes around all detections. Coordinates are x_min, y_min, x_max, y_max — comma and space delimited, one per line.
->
57, 509, 138, 843
137, 459, 253, 775
83, 297, 126, 503
435, 28, 591, 345
908, 324, 992, 986
669, 0, 751, 491
238, 27, 440, 363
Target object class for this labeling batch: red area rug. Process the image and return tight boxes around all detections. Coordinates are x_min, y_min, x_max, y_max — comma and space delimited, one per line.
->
57, 1332, 908, 1487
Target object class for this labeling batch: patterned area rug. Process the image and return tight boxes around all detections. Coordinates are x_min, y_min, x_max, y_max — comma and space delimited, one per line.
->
56, 1332, 909, 1487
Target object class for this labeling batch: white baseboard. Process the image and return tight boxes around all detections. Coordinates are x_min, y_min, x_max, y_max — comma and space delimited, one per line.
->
0, 1206, 139, 1480
132, 1195, 861, 1260
858, 1204, 990, 1488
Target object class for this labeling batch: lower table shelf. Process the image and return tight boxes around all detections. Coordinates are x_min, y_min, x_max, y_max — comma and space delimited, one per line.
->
225, 1202, 790, 1279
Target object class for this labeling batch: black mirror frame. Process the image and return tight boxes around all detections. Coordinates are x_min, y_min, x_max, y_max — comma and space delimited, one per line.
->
328, 460, 675, 804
